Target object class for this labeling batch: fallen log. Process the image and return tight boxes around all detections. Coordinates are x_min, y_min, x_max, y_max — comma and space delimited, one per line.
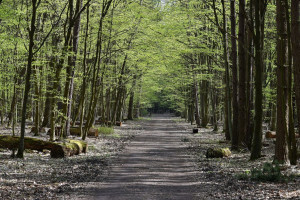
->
206, 147, 231, 158
0, 135, 87, 158
30, 127, 46, 133
265, 131, 300, 139
66, 139, 88, 153
70, 127, 99, 137
50, 142, 80, 158
0, 135, 55, 152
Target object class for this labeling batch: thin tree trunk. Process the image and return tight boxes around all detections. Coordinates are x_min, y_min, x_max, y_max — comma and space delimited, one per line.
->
128, 75, 136, 120
16, 0, 39, 158
192, 65, 201, 127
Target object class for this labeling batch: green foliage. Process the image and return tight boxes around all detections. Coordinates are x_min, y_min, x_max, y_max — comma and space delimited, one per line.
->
236, 162, 293, 183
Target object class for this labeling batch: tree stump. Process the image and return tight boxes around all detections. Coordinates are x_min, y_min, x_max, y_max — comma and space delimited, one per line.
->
265, 131, 276, 139
116, 121, 122, 126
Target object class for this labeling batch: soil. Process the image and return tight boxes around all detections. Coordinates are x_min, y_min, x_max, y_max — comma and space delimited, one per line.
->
1, 114, 300, 199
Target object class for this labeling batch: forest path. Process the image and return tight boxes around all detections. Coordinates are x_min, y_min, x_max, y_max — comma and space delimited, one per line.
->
93, 114, 202, 200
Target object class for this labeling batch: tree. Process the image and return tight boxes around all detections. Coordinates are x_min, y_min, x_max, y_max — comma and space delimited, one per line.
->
238, 0, 247, 148
251, 0, 266, 160
230, 0, 239, 150
291, 0, 300, 141
16, 0, 41, 158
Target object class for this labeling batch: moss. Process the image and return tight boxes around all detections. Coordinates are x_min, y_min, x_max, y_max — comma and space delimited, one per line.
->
67, 139, 88, 153
206, 147, 231, 158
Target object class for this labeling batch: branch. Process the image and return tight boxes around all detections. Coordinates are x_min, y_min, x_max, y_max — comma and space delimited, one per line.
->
33, 2, 68, 55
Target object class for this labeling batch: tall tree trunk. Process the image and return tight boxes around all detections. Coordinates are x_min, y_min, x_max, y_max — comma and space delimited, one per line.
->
33, 65, 40, 136
41, 77, 51, 128
16, 0, 39, 158
245, 0, 255, 150
192, 65, 201, 127
62, 0, 83, 138
128, 75, 136, 120
291, 0, 300, 153
238, 0, 247, 148
275, 0, 289, 164
251, 0, 264, 160
222, 0, 233, 140
285, 0, 297, 165
230, 0, 239, 150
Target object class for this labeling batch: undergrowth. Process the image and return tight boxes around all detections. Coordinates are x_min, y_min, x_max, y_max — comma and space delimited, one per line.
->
236, 162, 294, 183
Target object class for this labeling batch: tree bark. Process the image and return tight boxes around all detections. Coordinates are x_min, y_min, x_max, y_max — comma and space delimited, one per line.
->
230, 0, 239, 150
238, 0, 247, 148
285, 0, 297, 165
251, 0, 264, 160
274, 0, 289, 164
16, 0, 39, 158
291, 0, 300, 152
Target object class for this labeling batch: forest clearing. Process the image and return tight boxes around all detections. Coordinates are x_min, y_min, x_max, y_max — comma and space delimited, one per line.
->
0, 0, 300, 199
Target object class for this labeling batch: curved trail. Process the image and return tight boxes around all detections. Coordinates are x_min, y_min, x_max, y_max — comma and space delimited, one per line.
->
94, 114, 202, 199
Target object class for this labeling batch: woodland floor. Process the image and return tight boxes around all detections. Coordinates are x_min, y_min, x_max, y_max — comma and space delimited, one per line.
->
0, 114, 300, 199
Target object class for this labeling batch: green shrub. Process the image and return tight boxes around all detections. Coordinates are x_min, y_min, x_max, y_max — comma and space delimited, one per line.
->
236, 162, 290, 182
250, 162, 282, 182
98, 127, 114, 135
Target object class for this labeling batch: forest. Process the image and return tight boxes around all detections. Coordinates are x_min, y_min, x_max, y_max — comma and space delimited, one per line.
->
0, 0, 300, 199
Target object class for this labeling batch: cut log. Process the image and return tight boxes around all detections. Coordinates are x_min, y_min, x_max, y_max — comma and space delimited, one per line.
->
30, 127, 46, 133
0, 135, 88, 158
70, 127, 99, 137
115, 121, 122, 126
50, 142, 80, 158
66, 139, 88, 153
265, 131, 300, 139
265, 131, 276, 139
206, 147, 231, 158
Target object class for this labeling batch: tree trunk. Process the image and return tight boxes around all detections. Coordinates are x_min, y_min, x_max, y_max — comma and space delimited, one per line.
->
291, 0, 300, 158
200, 80, 209, 127
16, 0, 39, 158
230, 0, 239, 150
192, 65, 201, 127
221, 0, 233, 140
251, 0, 264, 160
238, 0, 247, 148
275, 0, 289, 164
284, 0, 297, 165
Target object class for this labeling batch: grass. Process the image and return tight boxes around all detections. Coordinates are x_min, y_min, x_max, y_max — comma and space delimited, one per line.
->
98, 127, 114, 135
133, 117, 151, 121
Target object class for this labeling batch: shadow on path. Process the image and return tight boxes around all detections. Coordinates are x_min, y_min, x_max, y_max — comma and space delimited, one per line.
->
85, 114, 204, 200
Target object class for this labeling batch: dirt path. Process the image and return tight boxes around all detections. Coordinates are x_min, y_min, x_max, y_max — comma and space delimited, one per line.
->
92, 114, 202, 200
